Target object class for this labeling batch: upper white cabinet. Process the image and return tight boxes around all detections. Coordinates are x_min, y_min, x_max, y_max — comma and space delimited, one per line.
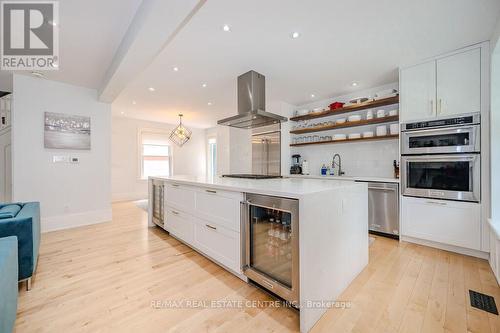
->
400, 47, 481, 122
436, 48, 481, 117
400, 61, 436, 122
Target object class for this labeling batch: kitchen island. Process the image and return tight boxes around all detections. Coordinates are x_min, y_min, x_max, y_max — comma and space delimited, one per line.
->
148, 176, 368, 332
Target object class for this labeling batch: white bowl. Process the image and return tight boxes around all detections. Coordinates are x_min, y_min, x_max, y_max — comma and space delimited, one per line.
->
313, 107, 323, 112
390, 123, 399, 135
389, 109, 398, 117
348, 133, 361, 139
376, 109, 386, 118
348, 115, 362, 122
336, 118, 346, 124
363, 131, 374, 138
333, 134, 347, 141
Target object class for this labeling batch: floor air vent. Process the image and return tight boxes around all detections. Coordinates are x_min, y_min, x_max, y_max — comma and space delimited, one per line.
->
469, 290, 498, 315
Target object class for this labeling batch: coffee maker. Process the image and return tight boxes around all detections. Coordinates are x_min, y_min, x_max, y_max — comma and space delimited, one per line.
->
290, 154, 302, 174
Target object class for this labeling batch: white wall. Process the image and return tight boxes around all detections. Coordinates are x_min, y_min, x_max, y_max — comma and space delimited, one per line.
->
12, 74, 112, 232
0, 128, 11, 202
205, 125, 230, 176
289, 83, 399, 177
491, 36, 500, 222
112, 116, 206, 202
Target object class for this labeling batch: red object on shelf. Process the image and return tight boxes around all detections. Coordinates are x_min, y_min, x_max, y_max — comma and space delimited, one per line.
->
329, 102, 344, 110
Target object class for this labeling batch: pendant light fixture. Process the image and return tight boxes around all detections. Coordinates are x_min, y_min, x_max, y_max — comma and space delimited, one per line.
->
169, 114, 192, 147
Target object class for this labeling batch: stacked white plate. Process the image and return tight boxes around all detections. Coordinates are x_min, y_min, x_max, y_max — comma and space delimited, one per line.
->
390, 124, 399, 135
336, 118, 346, 124
374, 89, 398, 100
347, 115, 362, 122
363, 131, 374, 138
376, 125, 387, 136
348, 133, 361, 139
333, 134, 347, 141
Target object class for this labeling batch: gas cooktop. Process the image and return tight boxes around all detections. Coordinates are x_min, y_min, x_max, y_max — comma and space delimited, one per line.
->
222, 174, 282, 179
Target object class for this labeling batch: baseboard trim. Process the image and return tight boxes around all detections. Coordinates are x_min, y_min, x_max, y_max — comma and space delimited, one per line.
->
42, 208, 112, 233
112, 192, 147, 203
401, 235, 489, 260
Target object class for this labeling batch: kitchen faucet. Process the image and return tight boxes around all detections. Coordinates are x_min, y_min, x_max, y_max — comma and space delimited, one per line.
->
332, 154, 345, 176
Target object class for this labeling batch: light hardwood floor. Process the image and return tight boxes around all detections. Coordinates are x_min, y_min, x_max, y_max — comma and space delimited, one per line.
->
15, 201, 500, 332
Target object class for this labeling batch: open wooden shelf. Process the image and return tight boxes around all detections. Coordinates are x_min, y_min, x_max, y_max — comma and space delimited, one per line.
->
290, 134, 399, 147
290, 95, 399, 122
290, 115, 399, 134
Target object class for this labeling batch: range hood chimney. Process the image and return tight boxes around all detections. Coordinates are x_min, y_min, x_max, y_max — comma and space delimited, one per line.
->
217, 70, 287, 129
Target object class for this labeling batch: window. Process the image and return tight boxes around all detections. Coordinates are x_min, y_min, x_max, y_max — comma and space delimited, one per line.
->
208, 137, 217, 178
140, 130, 172, 179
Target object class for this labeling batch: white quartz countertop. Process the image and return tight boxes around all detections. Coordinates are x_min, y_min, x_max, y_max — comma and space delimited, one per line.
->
287, 174, 400, 184
151, 175, 364, 199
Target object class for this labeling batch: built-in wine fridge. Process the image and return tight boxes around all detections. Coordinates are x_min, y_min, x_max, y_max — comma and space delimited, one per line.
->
241, 193, 299, 305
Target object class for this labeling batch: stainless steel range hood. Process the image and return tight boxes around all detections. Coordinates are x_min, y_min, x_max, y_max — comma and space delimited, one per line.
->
217, 71, 287, 128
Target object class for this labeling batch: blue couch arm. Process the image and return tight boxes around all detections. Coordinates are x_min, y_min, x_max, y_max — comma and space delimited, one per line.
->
0, 202, 40, 280
0, 236, 18, 333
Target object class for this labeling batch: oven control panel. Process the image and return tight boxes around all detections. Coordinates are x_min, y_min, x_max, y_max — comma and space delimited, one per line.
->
404, 114, 479, 131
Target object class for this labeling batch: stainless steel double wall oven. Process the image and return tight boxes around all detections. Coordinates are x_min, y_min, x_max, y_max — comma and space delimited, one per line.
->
401, 113, 481, 202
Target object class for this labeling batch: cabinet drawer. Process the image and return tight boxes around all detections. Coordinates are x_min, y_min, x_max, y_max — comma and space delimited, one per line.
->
402, 197, 480, 250
195, 188, 242, 232
166, 206, 194, 244
165, 183, 195, 211
193, 218, 241, 273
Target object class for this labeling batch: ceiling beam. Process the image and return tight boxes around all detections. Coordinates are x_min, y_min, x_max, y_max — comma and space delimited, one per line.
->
98, 0, 206, 103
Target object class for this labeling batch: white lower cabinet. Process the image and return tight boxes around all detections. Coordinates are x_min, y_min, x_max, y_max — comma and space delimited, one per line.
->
402, 196, 481, 250
195, 188, 242, 232
165, 206, 194, 245
164, 184, 242, 275
165, 183, 196, 212
192, 218, 240, 273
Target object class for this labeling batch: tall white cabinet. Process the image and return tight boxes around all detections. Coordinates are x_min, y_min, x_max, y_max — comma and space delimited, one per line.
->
400, 61, 436, 121
400, 46, 482, 122
399, 42, 490, 258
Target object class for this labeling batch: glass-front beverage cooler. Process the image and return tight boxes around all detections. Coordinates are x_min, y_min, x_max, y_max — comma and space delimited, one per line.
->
242, 193, 299, 305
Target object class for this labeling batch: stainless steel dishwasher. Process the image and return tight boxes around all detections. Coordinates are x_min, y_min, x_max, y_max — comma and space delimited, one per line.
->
356, 181, 399, 239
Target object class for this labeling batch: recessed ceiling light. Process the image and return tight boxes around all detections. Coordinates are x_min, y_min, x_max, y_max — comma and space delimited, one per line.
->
173, 66, 179, 72
132, 100, 137, 105
291, 32, 300, 39
207, 102, 213, 106
222, 24, 231, 32
202, 83, 207, 88
351, 82, 358, 87
148, 87, 155, 92
310, 94, 315, 98
120, 111, 125, 115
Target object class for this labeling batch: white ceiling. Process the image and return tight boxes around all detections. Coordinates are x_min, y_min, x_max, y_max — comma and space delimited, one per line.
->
112, 0, 500, 128
5, 0, 499, 128
3, 0, 141, 90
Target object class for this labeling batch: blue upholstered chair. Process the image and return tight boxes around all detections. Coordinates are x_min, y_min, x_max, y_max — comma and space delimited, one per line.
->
0, 202, 40, 290
0, 236, 18, 333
